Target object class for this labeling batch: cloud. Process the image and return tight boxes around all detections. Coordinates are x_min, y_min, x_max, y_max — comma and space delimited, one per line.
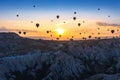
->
0, 27, 10, 32
0, 26, 37, 33
11, 29, 37, 33
96, 22, 120, 27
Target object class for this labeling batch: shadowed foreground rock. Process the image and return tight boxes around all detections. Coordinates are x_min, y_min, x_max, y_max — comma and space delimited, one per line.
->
0, 32, 120, 80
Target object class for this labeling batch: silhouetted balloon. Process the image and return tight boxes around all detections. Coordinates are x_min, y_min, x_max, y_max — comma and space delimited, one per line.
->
78, 23, 81, 27
98, 28, 100, 30
33, 5, 36, 8
79, 33, 82, 35
108, 15, 110, 18
72, 36, 74, 38
46, 30, 49, 34
88, 35, 92, 39
117, 29, 119, 32
111, 30, 115, 34
98, 8, 100, 11
82, 37, 85, 40
18, 31, 21, 34
50, 35, 52, 37
16, 14, 19, 17
98, 37, 101, 39
83, 21, 85, 23
63, 21, 66, 23
23, 32, 26, 35
56, 37, 59, 40
98, 32, 100, 35
73, 17, 76, 21
70, 38, 73, 41
74, 12, 76, 14
36, 23, 39, 28
95, 37, 97, 39
82, 37, 86, 40
56, 15, 60, 19
51, 20, 53, 22
59, 35, 61, 37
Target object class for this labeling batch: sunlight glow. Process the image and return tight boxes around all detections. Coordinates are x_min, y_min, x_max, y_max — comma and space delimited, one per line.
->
55, 28, 65, 35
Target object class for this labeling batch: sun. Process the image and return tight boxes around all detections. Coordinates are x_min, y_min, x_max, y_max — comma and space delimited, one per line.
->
55, 28, 65, 35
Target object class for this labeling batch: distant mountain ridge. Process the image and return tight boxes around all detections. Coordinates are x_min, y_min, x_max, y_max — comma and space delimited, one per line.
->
0, 32, 55, 56
0, 32, 20, 39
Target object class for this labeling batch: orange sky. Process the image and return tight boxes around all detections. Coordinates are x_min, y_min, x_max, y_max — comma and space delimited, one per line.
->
0, 17, 120, 40
0, 0, 120, 40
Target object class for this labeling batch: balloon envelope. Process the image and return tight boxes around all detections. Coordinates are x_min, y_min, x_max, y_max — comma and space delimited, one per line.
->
73, 17, 76, 20
36, 23, 39, 28
111, 30, 115, 34
56, 15, 60, 19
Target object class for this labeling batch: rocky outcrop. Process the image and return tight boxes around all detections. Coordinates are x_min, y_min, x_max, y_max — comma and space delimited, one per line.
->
0, 32, 55, 56
0, 33, 120, 80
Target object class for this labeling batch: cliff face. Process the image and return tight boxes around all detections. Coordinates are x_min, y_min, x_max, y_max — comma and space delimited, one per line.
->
0, 32, 55, 56
0, 32, 120, 80
0, 32, 20, 39
0, 32, 21, 55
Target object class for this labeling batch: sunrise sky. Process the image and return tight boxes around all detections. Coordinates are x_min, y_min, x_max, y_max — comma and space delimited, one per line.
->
0, 0, 120, 40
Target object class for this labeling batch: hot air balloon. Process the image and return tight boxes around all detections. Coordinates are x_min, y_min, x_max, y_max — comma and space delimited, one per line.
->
98, 28, 100, 30
73, 17, 76, 21
51, 20, 53, 22
95, 37, 97, 39
117, 29, 119, 32
70, 38, 73, 41
83, 21, 85, 23
88, 35, 92, 39
33, 5, 35, 8
59, 35, 61, 37
16, 14, 19, 17
72, 36, 73, 38
23, 32, 26, 35
98, 32, 100, 35
63, 21, 66, 24
98, 8, 100, 11
98, 37, 101, 39
46, 30, 49, 34
111, 30, 115, 34
74, 12, 76, 14
18, 31, 21, 34
50, 35, 52, 37
79, 33, 82, 35
82, 37, 84, 40
36, 23, 39, 28
108, 15, 110, 18
82, 37, 85, 40
56, 15, 60, 19
78, 23, 81, 27
56, 37, 59, 40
